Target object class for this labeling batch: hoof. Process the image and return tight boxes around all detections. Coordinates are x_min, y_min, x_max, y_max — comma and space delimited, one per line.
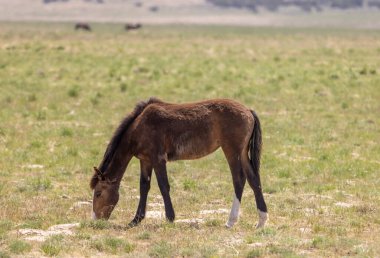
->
225, 222, 233, 228
127, 221, 138, 228
255, 210, 268, 229
225, 217, 238, 228
166, 211, 175, 222
127, 216, 144, 228
166, 216, 175, 223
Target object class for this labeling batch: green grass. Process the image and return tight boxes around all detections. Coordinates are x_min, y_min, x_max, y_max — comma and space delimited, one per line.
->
80, 219, 111, 230
8, 240, 32, 254
149, 241, 173, 258
90, 236, 134, 254
137, 231, 151, 240
40, 235, 64, 256
247, 249, 262, 258
0, 251, 10, 258
0, 22, 379, 257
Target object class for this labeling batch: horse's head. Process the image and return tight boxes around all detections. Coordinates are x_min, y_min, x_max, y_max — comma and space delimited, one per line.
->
90, 167, 119, 220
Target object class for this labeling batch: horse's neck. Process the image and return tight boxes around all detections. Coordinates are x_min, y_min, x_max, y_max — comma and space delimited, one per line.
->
105, 151, 133, 182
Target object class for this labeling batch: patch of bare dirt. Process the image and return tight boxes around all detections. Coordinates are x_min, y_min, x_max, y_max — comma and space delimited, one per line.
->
18, 223, 80, 242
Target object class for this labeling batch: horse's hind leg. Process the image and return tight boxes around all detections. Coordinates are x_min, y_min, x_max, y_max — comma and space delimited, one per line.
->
128, 160, 153, 227
241, 154, 268, 228
154, 162, 175, 222
223, 149, 246, 228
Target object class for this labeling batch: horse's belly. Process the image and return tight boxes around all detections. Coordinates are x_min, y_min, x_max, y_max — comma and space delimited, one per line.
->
167, 136, 219, 161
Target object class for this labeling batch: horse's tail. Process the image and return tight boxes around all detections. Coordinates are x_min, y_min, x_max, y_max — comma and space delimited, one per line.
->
250, 110, 262, 179
249, 110, 268, 227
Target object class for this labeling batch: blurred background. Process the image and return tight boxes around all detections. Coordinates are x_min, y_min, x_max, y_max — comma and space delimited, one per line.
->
1, 0, 380, 28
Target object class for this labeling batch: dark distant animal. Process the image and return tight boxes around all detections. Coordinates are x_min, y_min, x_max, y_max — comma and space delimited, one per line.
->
90, 98, 268, 229
149, 6, 159, 12
75, 23, 91, 31
125, 23, 142, 31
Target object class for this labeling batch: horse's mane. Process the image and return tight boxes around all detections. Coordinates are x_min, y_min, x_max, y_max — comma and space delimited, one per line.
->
91, 97, 161, 188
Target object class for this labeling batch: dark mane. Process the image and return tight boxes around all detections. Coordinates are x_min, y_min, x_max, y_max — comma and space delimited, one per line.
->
98, 97, 161, 174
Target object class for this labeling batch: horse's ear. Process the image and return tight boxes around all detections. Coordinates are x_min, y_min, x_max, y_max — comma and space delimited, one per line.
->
93, 167, 101, 174
93, 167, 104, 181
90, 167, 104, 189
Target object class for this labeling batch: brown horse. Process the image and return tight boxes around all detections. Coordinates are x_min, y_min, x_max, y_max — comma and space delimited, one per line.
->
75, 23, 91, 31
90, 98, 268, 228
125, 23, 142, 31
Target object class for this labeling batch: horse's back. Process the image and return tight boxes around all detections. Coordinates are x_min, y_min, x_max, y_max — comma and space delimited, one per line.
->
135, 98, 254, 140
141, 99, 251, 121
130, 99, 254, 161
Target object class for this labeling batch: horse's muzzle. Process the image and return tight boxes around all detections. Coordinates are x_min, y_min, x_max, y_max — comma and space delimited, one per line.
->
91, 210, 97, 220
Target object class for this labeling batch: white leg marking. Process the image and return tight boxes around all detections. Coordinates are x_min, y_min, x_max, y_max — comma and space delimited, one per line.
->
226, 194, 240, 228
92, 210, 97, 220
256, 209, 268, 229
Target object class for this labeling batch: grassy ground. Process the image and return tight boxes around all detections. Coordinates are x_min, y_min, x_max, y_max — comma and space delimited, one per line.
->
0, 23, 379, 257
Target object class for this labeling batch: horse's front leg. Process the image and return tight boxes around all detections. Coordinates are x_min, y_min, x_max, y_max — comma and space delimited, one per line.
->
154, 161, 175, 222
128, 160, 152, 227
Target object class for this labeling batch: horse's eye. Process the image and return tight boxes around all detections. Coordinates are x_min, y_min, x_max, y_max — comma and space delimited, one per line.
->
95, 191, 101, 198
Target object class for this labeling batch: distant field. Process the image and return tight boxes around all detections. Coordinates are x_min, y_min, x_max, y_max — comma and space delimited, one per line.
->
1, 0, 380, 29
0, 23, 379, 257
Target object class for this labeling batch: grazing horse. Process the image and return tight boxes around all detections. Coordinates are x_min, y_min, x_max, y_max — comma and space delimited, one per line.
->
75, 23, 91, 31
90, 98, 268, 228
125, 23, 142, 31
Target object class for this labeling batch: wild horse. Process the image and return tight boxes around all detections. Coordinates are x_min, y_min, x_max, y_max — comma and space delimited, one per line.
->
90, 98, 268, 228
74, 23, 91, 31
